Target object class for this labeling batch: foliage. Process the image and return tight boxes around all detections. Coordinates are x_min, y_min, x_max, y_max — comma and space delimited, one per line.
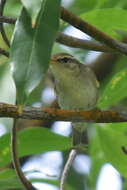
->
0, 0, 127, 189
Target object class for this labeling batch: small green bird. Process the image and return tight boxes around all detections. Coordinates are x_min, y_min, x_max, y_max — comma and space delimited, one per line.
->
50, 53, 99, 146
50, 53, 99, 189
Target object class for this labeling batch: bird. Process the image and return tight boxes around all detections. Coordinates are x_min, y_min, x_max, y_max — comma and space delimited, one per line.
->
50, 52, 99, 189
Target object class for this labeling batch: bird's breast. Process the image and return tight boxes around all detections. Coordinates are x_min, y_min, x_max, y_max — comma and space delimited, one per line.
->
56, 74, 98, 110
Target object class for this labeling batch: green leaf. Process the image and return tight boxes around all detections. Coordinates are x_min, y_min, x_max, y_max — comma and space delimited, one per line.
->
0, 168, 73, 189
5, 0, 22, 17
31, 177, 59, 187
0, 169, 24, 189
81, 8, 127, 38
98, 67, 127, 108
0, 127, 70, 167
10, 0, 60, 105
0, 168, 58, 189
0, 63, 15, 105
70, 0, 98, 14
21, 0, 43, 23
97, 0, 127, 9
0, 62, 15, 129
96, 0, 108, 8
96, 0, 123, 9
88, 125, 106, 188
26, 80, 44, 105
96, 123, 127, 177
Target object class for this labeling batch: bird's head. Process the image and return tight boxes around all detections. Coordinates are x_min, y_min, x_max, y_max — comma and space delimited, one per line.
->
50, 53, 81, 75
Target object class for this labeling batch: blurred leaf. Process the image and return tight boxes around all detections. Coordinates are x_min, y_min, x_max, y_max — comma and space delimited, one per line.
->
96, 0, 124, 8
96, 123, 127, 177
26, 80, 44, 105
123, 179, 127, 190
97, 55, 127, 108
68, 167, 85, 190
31, 177, 59, 187
0, 169, 16, 180
0, 168, 58, 189
10, 0, 60, 105
0, 168, 74, 190
0, 127, 70, 167
111, 55, 127, 73
88, 125, 106, 189
70, 0, 98, 14
3, 25, 15, 47
0, 24, 14, 50
0, 169, 24, 190
0, 62, 15, 129
101, 0, 127, 9
4, 0, 22, 17
81, 8, 127, 38
98, 67, 127, 108
96, 0, 108, 8
21, 0, 43, 23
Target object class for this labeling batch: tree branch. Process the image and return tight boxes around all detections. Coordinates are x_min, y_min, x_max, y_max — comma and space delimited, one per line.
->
0, 15, 115, 53
0, 102, 127, 123
61, 7, 127, 56
11, 119, 36, 190
0, 15, 16, 24
57, 33, 115, 53
0, 47, 9, 57
1, 7, 127, 55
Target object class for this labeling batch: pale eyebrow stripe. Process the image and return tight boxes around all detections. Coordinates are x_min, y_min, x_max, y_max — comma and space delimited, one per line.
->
57, 55, 73, 59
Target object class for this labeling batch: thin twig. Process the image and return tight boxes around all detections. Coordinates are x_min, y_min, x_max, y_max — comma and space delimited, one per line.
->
0, 15, 16, 24
0, 15, 114, 53
0, 46, 9, 57
0, 14, 114, 53
11, 119, 37, 190
1, 7, 127, 55
0, 0, 10, 47
0, 12, 122, 55
0, 103, 127, 122
61, 7, 127, 56
57, 32, 115, 53
60, 149, 77, 190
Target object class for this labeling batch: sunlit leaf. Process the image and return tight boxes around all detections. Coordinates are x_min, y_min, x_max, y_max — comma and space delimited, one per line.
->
98, 67, 127, 108
96, 0, 122, 8
0, 169, 23, 189
0, 127, 70, 167
0, 168, 73, 189
0, 62, 15, 129
81, 8, 127, 38
21, 0, 43, 23
88, 125, 106, 188
5, 0, 22, 17
70, 0, 98, 14
96, 123, 127, 177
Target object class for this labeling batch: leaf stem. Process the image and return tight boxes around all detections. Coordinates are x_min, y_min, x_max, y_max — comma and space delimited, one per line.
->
60, 149, 77, 190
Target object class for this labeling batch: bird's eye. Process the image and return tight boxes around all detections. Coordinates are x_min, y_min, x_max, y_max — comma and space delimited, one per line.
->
57, 57, 70, 63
